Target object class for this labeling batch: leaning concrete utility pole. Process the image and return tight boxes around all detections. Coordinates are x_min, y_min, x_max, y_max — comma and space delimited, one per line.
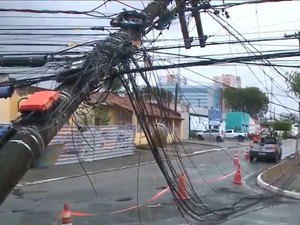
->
0, 0, 172, 205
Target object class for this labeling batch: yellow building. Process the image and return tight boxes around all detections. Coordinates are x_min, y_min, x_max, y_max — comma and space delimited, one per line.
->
0, 88, 183, 147
0, 86, 46, 123
89, 93, 183, 146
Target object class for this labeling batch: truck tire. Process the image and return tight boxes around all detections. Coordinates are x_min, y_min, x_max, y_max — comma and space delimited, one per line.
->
237, 136, 244, 142
216, 136, 223, 142
278, 153, 282, 160
197, 135, 203, 140
249, 155, 254, 162
272, 155, 278, 163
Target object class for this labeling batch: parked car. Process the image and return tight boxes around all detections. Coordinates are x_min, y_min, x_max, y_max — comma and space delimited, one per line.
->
249, 135, 282, 163
197, 129, 224, 142
224, 129, 248, 142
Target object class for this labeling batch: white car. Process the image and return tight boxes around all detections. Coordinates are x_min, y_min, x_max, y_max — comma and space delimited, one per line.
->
197, 129, 225, 142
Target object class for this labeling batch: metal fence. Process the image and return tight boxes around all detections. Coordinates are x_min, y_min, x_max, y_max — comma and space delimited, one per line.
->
49, 125, 136, 165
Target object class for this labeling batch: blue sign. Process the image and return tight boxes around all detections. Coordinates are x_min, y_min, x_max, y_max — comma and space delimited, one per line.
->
208, 109, 222, 121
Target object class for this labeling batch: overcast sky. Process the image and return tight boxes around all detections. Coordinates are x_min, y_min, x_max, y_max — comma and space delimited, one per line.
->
1, 0, 300, 116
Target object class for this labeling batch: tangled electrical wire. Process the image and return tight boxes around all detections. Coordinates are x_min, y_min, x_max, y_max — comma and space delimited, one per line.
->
2, 0, 300, 224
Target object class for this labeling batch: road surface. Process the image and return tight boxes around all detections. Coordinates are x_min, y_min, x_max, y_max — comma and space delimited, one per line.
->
0, 139, 297, 225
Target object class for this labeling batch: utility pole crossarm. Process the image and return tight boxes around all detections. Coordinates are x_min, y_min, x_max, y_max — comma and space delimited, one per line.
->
0, 0, 172, 205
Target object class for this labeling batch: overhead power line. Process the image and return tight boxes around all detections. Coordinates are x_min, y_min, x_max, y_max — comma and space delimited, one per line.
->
121, 50, 300, 74
0, 0, 173, 206
144, 35, 298, 51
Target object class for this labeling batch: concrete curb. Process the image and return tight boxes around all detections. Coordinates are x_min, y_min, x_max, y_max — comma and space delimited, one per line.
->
257, 155, 300, 200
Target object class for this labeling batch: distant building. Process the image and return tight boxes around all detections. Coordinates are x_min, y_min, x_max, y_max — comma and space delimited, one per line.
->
213, 74, 241, 88
213, 74, 241, 112
159, 73, 187, 86
161, 85, 222, 110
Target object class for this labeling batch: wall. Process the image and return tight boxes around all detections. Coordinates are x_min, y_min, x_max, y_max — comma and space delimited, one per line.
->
226, 112, 250, 133
249, 117, 260, 134
53, 125, 136, 165
189, 114, 209, 131
0, 97, 11, 123
180, 110, 189, 140
134, 116, 181, 146
168, 102, 189, 140
0, 92, 23, 123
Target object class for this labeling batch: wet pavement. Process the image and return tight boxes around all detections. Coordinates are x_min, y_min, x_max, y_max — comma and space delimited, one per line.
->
0, 139, 298, 225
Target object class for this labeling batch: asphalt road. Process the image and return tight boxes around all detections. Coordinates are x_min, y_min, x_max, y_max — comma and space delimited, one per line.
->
0, 139, 297, 225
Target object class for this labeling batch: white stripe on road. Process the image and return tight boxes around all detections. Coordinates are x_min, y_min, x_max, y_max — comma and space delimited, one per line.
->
17, 144, 246, 187
17, 177, 69, 187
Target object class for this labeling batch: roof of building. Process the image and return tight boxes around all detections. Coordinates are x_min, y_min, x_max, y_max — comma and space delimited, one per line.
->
90, 92, 182, 120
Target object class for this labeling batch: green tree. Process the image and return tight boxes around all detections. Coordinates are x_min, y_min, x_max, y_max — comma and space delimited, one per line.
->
224, 87, 269, 117
272, 121, 292, 131
260, 121, 272, 128
104, 76, 123, 93
94, 107, 110, 125
273, 121, 292, 139
140, 86, 174, 105
288, 71, 300, 97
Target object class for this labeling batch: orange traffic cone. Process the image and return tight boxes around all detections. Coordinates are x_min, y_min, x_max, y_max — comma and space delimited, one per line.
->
233, 151, 240, 166
232, 164, 242, 185
62, 203, 72, 225
244, 151, 249, 161
177, 173, 189, 200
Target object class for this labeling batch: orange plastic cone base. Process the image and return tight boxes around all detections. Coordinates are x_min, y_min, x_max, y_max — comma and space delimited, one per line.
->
233, 151, 240, 166
232, 165, 242, 185
62, 203, 72, 225
176, 174, 189, 200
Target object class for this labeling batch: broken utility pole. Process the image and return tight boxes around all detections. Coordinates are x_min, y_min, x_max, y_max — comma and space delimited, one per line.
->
0, 0, 172, 205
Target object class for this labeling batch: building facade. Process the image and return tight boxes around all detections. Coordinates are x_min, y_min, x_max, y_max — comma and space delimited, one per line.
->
161, 85, 222, 110
213, 74, 241, 112
159, 73, 187, 86
213, 74, 241, 88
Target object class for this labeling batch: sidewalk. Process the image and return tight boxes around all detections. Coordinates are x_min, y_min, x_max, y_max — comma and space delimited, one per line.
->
272, 156, 300, 192
21, 140, 243, 184
257, 154, 300, 199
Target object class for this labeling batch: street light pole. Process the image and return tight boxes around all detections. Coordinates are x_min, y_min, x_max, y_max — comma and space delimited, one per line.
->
284, 31, 300, 154
0, 0, 172, 205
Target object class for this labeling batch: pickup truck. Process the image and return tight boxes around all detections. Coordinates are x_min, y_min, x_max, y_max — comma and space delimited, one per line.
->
224, 129, 248, 142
